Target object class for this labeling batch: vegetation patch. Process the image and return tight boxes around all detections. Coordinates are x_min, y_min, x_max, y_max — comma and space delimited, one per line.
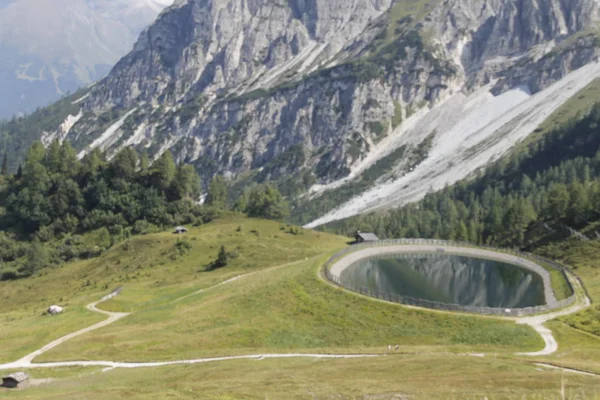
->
0, 88, 89, 172
392, 101, 404, 128
37, 253, 541, 363
292, 145, 409, 225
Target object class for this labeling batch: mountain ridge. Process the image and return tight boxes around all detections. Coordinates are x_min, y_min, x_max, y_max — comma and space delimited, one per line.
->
2, 0, 600, 225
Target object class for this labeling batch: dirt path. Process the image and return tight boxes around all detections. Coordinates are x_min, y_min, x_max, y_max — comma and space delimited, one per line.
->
0, 259, 317, 371
172, 274, 252, 303
3, 296, 129, 370
0, 271, 377, 372
0, 251, 592, 372
0, 353, 379, 371
516, 272, 591, 357
534, 363, 600, 377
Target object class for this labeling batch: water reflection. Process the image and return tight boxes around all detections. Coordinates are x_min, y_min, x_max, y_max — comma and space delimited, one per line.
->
340, 254, 545, 308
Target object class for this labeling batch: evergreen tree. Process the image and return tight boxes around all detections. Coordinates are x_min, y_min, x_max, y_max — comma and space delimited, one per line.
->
0, 153, 7, 176
206, 175, 228, 208
233, 191, 248, 213
247, 185, 289, 220
171, 165, 201, 201
139, 151, 150, 173
150, 150, 177, 190
111, 147, 138, 180
217, 245, 228, 267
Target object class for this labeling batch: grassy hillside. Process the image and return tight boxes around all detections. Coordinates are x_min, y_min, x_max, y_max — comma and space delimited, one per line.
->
532, 78, 600, 139
37, 254, 540, 363
536, 240, 600, 337
2, 214, 543, 366
0, 216, 347, 363
2, 215, 599, 399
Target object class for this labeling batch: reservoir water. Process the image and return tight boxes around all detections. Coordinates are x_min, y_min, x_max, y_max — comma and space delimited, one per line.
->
339, 254, 546, 308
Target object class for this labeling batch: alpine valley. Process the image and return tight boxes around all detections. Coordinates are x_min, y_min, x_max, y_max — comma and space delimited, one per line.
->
2, 0, 600, 226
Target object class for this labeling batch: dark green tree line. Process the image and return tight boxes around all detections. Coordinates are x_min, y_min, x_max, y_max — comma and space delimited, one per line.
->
325, 102, 600, 248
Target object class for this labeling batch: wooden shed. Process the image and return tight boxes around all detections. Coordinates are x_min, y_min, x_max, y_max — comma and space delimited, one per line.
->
1, 372, 29, 389
174, 226, 188, 234
355, 232, 379, 243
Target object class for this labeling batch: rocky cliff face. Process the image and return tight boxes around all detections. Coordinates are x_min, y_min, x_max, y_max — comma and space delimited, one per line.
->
87, 0, 393, 110
7, 0, 600, 221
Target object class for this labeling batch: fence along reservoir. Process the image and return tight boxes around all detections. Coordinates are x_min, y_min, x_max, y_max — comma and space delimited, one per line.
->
340, 254, 546, 309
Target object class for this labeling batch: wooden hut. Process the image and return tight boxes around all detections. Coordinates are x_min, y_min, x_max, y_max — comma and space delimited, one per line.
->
1, 372, 29, 389
355, 232, 379, 243
174, 226, 188, 234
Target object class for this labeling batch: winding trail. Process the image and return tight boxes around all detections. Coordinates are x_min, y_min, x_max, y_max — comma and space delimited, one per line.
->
0, 268, 376, 372
0, 250, 593, 372
0, 354, 378, 371
516, 272, 591, 357
534, 363, 600, 377
2, 293, 130, 370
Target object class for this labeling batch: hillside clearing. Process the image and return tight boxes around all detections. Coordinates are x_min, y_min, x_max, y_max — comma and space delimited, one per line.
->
36, 253, 541, 363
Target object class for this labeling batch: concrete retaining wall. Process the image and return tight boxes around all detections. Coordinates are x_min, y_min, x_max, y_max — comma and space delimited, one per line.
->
324, 239, 576, 316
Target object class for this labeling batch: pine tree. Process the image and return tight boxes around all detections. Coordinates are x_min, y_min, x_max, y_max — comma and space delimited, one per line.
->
206, 175, 228, 208
456, 221, 469, 241
139, 151, 150, 173
233, 191, 248, 213
217, 245, 228, 267
111, 147, 138, 180
0, 153, 7, 176
150, 150, 176, 190
171, 165, 201, 201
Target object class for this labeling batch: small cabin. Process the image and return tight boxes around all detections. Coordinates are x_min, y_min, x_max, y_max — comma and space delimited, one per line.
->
355, 232, 379, 243
1, 372, 29, 389
174, 226, 188, 234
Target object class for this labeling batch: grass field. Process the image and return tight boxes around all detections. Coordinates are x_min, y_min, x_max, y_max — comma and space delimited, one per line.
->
534, 321, 600, 375
0, 306, 104, 363
0, 216, 348, 363
36, 252, 541, 362
3, 355, 600, 399
1, 216, 599, 398
536, 240, 600, 337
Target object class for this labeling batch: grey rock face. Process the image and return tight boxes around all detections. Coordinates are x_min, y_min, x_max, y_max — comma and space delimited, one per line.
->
13, 0, 600, 208
88, 0, 393, 110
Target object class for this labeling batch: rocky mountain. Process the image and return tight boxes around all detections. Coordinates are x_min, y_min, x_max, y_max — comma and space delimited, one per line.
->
3, 0, 600, 225
0, 0, 173, 119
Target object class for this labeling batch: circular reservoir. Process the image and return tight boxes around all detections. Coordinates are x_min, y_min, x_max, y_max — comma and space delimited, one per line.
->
339, 253, 546, 308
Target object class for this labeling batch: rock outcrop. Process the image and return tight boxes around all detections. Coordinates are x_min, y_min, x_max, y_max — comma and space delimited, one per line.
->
5, 0, 600, 222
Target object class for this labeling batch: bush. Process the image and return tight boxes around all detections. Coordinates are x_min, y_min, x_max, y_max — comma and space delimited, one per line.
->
132, 220, 160, 235
0, 271, 19, 281
175, 239, 192, 254
246, 185, 289, 220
